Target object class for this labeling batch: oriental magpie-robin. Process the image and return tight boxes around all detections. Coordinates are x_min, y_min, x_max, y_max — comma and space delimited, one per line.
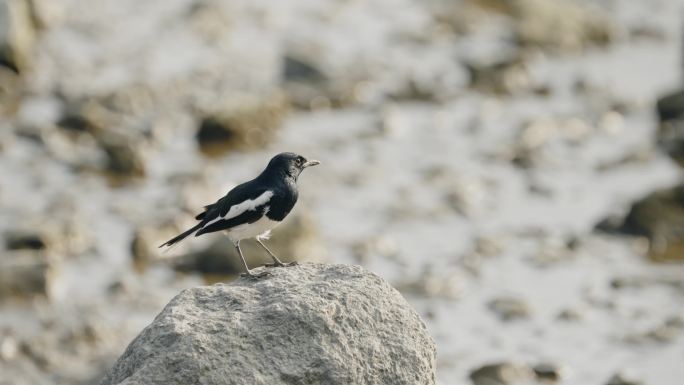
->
159, 152, 320, 278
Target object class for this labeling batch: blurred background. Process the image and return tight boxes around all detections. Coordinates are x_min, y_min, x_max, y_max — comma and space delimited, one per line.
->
1, 0, 684, 384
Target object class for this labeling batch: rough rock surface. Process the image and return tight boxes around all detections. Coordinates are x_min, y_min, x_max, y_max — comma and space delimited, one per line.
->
100, 263, 436, 385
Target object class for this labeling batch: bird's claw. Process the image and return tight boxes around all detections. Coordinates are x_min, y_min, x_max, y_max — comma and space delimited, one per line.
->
240, 271, 271, 279
264, 261, 299, 268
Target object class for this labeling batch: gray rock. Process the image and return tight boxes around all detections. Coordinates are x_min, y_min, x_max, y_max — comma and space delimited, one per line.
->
100, 263, 436, 385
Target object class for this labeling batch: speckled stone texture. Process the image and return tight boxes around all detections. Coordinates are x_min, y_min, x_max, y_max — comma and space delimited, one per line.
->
100, 263, 436, 385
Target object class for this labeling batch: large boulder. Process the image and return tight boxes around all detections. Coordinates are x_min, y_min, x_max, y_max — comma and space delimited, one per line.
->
100, 263, 436, 385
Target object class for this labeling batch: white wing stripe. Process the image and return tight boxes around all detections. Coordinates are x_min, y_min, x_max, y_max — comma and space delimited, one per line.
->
201, 191, 273, 229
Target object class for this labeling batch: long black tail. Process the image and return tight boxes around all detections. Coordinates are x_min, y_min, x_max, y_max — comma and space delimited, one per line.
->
159, 223, 203, 248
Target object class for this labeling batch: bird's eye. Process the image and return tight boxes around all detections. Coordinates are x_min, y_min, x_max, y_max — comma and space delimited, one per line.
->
296, 158, 303, 165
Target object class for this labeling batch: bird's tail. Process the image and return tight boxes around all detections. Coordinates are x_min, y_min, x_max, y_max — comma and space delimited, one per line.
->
159, 223, 203, 248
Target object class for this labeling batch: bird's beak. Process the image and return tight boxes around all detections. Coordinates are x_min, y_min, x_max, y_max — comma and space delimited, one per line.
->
302, 159, 320, 168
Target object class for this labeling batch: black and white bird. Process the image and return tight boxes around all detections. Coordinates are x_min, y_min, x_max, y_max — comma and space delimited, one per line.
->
159, 152, 320, 278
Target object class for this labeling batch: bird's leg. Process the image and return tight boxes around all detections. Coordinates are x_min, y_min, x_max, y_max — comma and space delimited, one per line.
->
235, 241, 270, 279
257, 239, 298, 268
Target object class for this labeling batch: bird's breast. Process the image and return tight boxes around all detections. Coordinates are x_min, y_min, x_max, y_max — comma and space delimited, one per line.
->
225, 215, 280, 243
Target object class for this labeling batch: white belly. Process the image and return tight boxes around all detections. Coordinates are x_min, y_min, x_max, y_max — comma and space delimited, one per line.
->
224, 216, 279, 243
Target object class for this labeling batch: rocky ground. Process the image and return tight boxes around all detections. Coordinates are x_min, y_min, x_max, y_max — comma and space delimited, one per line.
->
1, 0, 684, 384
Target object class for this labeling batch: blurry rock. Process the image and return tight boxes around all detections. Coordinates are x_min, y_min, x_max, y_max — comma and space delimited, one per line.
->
488, 296, 530, 321
629, 24, 666, 42
0, 250, 52, 299
469, 362, 536, 385
596, 146, 654, 172
0, 66, 21, 110
57, 113, 100, 134
596, 184, 684, 262
282, 55, 335, 109
626, 313, 684, 344
474, 235, 504, 257
606, 372, 643, 385
196, 94, 287, 157
26, 0, 64, 29
283, 55, 326, 83
352, 235, 398, 263
98, 132, 146, 179
395, 267, 465, 299
529, 236, 574, 267
0, 0, 36, 74
5, 229, 49, 250
515, 0, 613, 50
610, 276, 647, 290
444, 178, 486, 217
130, 224, 179, 271
657, 89, 684, 122
6, 209, 93, 257
556, 307, 584, 322
656, 89, 684, 165
55, 102, 149, 180
533, 363, 563, 382
186, 1, 232, 42
173, 212, 324, 275
0, 333, 18, 361
477, 0, 613, 51
466, 54, 532, 95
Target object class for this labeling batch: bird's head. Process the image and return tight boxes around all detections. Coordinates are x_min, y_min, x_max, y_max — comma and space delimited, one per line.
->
265, 152, 320, 180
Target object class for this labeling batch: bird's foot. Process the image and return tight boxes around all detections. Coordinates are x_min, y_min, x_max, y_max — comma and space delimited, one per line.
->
240, 270, 271, 279
264, 261, 299, 268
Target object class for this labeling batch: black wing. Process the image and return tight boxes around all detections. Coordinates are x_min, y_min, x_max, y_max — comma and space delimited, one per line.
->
194, 204, 213, 220
194, 180, 272, 237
